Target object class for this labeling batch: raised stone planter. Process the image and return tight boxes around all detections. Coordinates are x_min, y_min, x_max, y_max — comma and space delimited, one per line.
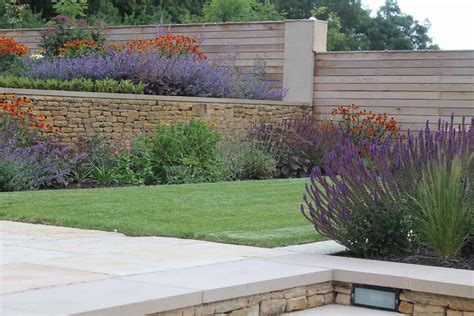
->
0, 88, 312, 144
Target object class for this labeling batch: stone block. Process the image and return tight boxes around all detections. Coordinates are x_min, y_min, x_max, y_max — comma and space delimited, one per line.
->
414, 304, 446, 316
284, 287, 307, 299
230, 305, 259, 316
54, 120, 68, 127
213, 298, 248, 313
324, 292, 334, 304
335, 282, 352, 295
399, 301, 415, 314
260, 299, 286, 316
307, 294, 325, 308
335, 293, 351, 306
307, 282, 333, 296
127, 110, 139, 122
286, 296, 307, 312
447, 310, 463, 316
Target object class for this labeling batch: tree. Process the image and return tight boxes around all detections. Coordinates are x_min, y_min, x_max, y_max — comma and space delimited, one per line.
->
52, 0, 88, 18
202, 0, 282, 23
270, 0, 315, 19
369, 0, 439, 50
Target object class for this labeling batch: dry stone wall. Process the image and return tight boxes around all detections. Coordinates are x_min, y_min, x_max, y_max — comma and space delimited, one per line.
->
3, 90, 312, 144
152, 282, 335, 316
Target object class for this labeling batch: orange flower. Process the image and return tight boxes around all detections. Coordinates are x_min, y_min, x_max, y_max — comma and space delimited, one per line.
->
0, 94, 56, 133
0, 37, 29, 56
113, 35, 207, 60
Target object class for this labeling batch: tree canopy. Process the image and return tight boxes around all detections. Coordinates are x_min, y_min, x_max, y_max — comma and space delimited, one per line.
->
1, 0, 439, 50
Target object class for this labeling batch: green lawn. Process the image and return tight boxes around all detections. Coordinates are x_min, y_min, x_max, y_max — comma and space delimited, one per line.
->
0, 179, 322, 247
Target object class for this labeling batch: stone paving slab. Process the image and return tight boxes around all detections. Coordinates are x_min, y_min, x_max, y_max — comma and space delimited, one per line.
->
1, 278, 202, 316
0, 263, 110, 295
1, 221, 472, 315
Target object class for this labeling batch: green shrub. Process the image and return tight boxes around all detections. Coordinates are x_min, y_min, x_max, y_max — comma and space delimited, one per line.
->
218, 139, 276, 180
410, 156, 473, 261
0, 53, 25, 75
151, 119, 224, 184
39, 16, 105, 57
0, 76, 144, 94
113, 136, 154, 185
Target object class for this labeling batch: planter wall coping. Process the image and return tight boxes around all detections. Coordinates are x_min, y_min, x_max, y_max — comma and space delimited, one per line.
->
0, 88, 311, 107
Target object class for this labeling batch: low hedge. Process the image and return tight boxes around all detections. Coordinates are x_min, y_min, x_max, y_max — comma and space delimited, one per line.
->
0, 76, 144, 94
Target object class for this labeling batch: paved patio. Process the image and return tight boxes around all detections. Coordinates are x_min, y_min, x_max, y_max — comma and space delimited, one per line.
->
1, 221, 472, 315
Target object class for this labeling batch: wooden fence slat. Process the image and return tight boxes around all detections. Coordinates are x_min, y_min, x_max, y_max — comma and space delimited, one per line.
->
316, 59, 474, 69
314, 91, 441, 100
314, 83, 474, 92
313, 98, 474, 108
313, 75, 474, 84
315, 67, 474, 76
315, 51, 474, 61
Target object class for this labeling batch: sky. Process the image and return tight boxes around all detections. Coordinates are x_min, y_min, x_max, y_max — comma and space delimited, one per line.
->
361, 0, 474, 50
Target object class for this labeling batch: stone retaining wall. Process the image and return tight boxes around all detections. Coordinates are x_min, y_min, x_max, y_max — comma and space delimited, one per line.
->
334, 282, 474, 316
152, 282, 335, 316
2, 89, 312, 144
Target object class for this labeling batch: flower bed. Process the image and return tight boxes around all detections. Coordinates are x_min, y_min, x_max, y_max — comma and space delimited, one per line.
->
0, 29, 285, 100
301, 113, 473, 269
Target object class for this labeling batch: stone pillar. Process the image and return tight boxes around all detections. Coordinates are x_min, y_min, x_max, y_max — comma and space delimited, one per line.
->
282, 19, 328, 104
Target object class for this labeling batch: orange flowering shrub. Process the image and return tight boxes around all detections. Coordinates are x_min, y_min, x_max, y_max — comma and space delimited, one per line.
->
0, 94, 56, 132
58, 39, 102, 58
331, 104, 401, 145
0, 37, 29, 57
112, 35, 206, 60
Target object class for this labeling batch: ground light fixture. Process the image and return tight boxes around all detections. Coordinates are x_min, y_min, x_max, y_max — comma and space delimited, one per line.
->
351, 284, 399, 312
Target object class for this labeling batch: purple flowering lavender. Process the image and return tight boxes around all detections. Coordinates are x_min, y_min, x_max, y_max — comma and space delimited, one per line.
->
0, 120, 83, 191
21, 49, 286, 100
301, 115, 473, 259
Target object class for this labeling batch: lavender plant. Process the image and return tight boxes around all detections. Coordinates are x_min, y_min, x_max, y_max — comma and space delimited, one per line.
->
0, 119, 82, 191
21, 49, 286, 100
301, 115, 473, 260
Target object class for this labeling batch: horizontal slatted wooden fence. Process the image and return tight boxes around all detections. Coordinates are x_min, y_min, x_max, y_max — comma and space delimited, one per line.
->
313, 50, 474, 131
1, 22, 285, 83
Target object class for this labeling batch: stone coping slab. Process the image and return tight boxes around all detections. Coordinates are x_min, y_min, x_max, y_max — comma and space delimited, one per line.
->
265, 253, 474, 299
0, 88, 310, 107
1, 221, 472, 315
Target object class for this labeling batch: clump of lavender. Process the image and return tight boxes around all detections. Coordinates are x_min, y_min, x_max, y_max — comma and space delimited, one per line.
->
301, 115, 473, 259
0, 120, 83, 191
21, 49, 286, 100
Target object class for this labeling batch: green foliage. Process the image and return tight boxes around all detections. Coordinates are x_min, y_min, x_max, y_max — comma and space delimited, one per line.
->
0, 0, 44, 29
370, 0, 439, 50
0, 76, 145, 94
347, 200, 412, 259
113, 136, 155, 185
410, 157, 473, 261
202, 0, 283, 23
218, 139, 276, 180
311, 7, 352, 51
0, 53, 24, 75
39, 17, 105, 57
52, 0, 88, 18
151, 119, 224, 184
